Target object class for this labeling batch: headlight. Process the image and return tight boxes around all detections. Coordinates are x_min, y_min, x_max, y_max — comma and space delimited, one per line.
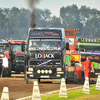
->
49, 70, 52, 74
28, 68, 33, 71
45, 70, 48, 74
56, 62, 60, 65
41, 70, 44, 74
37, 70, 40, 74
57, 68, 62, 71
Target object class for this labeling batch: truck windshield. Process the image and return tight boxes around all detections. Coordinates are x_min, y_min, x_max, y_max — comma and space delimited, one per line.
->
29, 39, 61, 50
11, 45, 22, 54
16, 56, 24, 60
65, 38, 74, 45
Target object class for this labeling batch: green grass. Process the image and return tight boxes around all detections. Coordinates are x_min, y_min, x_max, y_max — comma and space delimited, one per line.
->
41, 86, 100, 100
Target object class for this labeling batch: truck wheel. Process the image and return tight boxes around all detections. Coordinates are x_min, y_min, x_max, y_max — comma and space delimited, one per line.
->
26, 78, 39, 84
38, 79, 40, 83
26, 78, 33, 84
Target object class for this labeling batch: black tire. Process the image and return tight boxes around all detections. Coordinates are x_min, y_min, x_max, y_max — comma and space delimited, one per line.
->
26, 78, 39, 84
38, 78, 40, 83
26, 78, 33, 84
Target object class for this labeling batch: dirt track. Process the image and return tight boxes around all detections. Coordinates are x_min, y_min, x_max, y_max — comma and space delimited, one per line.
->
0, 77, 84, 100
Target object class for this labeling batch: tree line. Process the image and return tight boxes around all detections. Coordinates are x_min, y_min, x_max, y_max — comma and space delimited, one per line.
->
0, 4, 100, 40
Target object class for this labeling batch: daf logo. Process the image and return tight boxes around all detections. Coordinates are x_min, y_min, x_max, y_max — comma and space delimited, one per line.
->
35, 53, 54, 59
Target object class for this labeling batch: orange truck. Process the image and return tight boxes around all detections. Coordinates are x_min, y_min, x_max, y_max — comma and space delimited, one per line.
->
6, 40, 27, 74
65, 29, 84, 83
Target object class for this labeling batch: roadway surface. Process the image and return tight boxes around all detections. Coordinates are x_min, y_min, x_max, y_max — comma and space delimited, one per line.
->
0, 74, 96, 100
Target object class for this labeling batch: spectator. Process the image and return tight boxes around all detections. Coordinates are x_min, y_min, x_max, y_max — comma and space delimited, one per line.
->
65, 55, 72, 67
1, 54, 9, 78
80, 56, 94, 85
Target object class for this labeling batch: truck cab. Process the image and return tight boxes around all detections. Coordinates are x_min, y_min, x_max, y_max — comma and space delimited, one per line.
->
65, 29, 84, 83
8, 40, 27, 73
24, 28, 66, 83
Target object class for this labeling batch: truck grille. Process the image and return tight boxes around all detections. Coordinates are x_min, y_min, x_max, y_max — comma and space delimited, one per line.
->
28, 59, 61, 67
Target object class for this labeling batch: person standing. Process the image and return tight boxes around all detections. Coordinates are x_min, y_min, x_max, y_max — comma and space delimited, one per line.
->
65, 55, 72, 67
1, 54, 9, 77
81, 56, 94, 85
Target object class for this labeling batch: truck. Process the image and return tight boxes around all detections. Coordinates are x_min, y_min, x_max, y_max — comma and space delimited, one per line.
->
65, 29, 84, 83
77, 38, 100, 78
23, 28, 66, 83
0, 41, 9, 77
7, 40, 27, 74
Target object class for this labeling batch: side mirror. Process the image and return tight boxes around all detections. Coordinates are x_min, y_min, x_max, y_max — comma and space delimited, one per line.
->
66, 42, 69, 50
22, 41, 25, 51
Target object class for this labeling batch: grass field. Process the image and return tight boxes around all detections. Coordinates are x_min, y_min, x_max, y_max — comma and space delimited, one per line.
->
41, 86, 100, 100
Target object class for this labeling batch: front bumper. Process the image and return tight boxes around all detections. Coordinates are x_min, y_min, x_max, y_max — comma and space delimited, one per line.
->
26, 67, 64, 79
15, 64, 25, 72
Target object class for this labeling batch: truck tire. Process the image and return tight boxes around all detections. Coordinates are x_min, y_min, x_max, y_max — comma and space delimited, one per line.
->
26, 78, 33, 84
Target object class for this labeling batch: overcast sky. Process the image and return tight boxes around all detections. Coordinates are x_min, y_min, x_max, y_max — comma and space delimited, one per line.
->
0, 0, 100, 17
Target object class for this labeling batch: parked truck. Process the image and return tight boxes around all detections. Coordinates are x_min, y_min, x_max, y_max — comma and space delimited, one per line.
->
7, 40, 27, 74
65, 29, 84, 83
77, 38, 100, 78
23, 28, 67, 83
